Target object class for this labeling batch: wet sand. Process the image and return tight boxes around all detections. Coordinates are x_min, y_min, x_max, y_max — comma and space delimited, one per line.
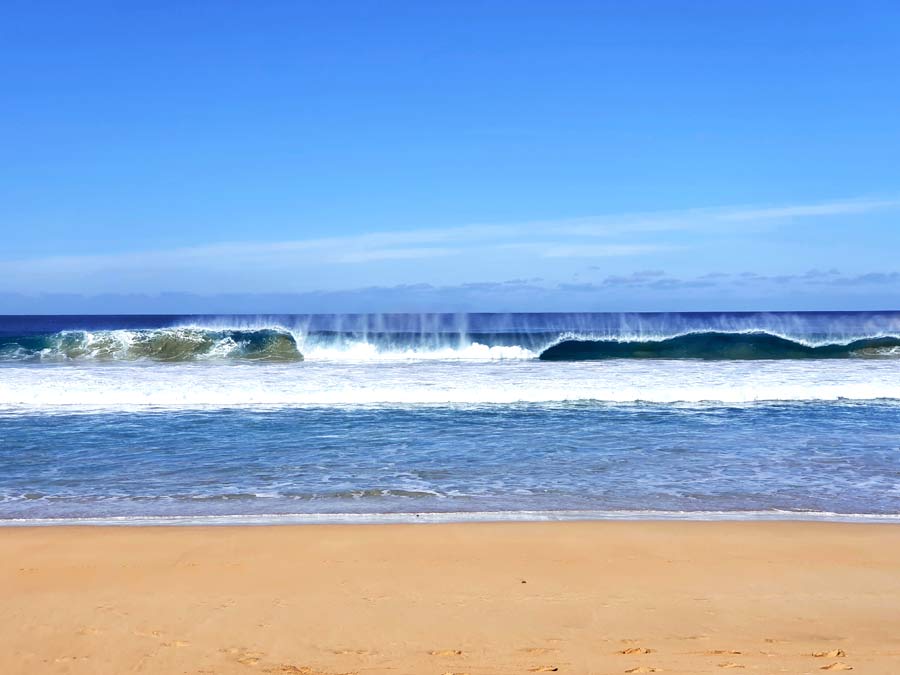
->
2, 521, 899, 674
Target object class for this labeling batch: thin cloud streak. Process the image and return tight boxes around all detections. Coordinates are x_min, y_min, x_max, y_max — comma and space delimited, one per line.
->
541, 244, 675, 258
333, 247, 462, 263
1, 195, 897, 294
718, 198, 900, 222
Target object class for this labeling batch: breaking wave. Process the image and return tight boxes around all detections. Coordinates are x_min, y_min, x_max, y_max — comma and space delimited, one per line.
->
538, 331, 900, 361
0, 328, 302, 362
2, 313, 900, 363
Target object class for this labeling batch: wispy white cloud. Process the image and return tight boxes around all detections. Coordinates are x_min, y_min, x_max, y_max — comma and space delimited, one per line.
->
718, 198, 900, 222
540, 243, 677, 258
332, 247, 461, 263
530, 196, 900, 236
1, 195, 897, 294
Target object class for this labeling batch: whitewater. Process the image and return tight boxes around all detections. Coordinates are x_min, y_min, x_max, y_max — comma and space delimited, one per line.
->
2, 359, 900, 409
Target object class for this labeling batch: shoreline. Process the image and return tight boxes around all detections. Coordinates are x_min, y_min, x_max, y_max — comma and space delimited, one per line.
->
3, 509, 900, 527
4, 520, 900, 674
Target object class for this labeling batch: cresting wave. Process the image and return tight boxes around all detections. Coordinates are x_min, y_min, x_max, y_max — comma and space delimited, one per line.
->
0, 328, 303, 362
2, 328, 900, 363
539, 331, 900, 360
2, 312, 900, 363
3, 327, 900, 363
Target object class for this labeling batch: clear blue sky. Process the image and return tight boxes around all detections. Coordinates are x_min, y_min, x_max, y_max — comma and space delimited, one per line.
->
2, 1, 899, 312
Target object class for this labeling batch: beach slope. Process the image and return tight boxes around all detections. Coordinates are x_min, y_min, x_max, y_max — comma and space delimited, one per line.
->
2, 521, 899, 674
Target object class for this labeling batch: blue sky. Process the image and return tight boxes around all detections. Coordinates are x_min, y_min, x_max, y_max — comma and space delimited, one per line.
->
2, 1, 899, 312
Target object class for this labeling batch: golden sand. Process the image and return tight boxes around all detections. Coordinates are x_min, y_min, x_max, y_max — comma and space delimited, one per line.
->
3, 521, 899, 674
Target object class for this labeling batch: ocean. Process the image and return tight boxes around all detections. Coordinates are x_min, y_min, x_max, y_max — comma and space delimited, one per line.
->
1, 311, 899, 524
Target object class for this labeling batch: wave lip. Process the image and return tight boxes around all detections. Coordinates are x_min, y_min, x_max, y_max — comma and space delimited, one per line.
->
0, 328, 303, 362
539, 331, 900, 361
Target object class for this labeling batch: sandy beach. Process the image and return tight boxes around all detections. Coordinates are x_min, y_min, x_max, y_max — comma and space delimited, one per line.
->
3, 521, 899, 674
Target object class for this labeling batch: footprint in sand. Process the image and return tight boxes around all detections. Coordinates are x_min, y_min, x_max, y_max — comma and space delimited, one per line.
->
820, 664, 853, 671
133, 629, 164, 638
813, 650, 847, 658
221, 647, 265, 666
528, 667, 559, 673
162, 640, 191, 648
76, 627, 103, 636
430, 649, 464, 657
274, 667, 352, 675
680, 634, 709, 641
619, 647, 653, 655
625, 668, 660, 674
332, 649, 373, 656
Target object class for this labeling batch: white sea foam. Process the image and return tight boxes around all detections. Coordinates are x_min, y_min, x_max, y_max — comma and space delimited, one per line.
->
4, 509, 900, 527
302, 341, 535, 361
1, 359, 899, 411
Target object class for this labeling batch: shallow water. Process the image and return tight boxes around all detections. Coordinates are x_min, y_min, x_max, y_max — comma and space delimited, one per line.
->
2, 401, 899, 522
